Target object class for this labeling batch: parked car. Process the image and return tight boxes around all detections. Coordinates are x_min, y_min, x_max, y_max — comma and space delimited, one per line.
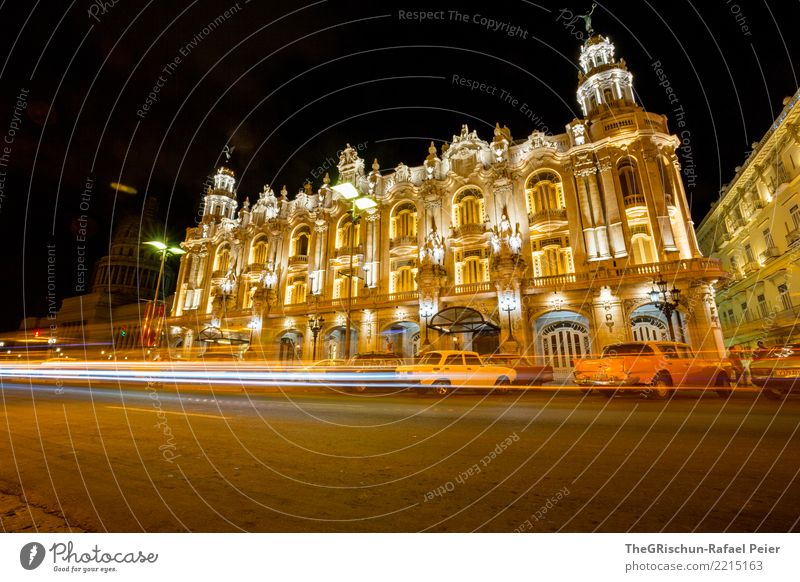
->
483, 354, 554, 388
396, 350, 516, 395
347, 352, 405, 392
305, 353, 403, 392
750, 343, 800, 400
572, 341, 733, 399
306, 358, 348, 369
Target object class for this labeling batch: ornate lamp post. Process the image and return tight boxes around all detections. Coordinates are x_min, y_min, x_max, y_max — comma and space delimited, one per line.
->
419, 297, 435, 348
143, 240, 185, 348
307, 314, 325, 361
650, 273, 682, 341
499, 288, 517, 343
331, 182, 376, 360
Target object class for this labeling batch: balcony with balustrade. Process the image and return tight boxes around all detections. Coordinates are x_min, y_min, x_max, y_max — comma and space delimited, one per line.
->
389, 235, 418, 254
333, 244, 365, 260
528, 208, 568, 232
451, 223, 487, 240
288, 254, 309, 268
522, 257, 727, 293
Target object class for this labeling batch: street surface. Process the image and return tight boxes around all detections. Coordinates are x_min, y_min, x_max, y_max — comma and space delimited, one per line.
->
0, 380, 798, 532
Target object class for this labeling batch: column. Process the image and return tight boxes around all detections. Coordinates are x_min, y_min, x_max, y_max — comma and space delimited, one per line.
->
587, 170, 611, 258
574, 171, 599, 259
597, 158, 627, 258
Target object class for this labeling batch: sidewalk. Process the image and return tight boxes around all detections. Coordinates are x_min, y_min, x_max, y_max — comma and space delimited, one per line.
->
0, 490, 85, 533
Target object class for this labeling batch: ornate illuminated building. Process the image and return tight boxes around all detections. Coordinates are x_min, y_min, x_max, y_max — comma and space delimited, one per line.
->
168, 33, 726, 377
697, 89, 800, 350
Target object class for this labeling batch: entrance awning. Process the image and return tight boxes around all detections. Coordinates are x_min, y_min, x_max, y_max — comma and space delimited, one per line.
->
428, 307, 500, 334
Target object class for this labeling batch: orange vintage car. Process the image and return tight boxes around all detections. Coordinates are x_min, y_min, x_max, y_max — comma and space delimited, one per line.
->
573, 341, 734, 399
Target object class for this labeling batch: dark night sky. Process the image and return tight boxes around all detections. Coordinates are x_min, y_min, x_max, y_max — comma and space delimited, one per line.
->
0, 0, 797, 330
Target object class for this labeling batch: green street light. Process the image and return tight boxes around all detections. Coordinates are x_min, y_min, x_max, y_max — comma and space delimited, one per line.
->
331, 182, 360, 200
332, 182, 376, 360
143, 240, 186, 348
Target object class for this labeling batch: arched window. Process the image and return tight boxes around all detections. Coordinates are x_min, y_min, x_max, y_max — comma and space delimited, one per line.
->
453, 188, 485, 227
334, 268, 359, 299
525, 171, 563, 214
461, 257, 485, 284
618, 160, 642, 201
391, 202, 417, 239
290, 226, 311, 257
285, 276, 307, 305
337, 216, 360, 248
390, 259, 417, 293
250, 237, 268, 265
214, 245, 231, 272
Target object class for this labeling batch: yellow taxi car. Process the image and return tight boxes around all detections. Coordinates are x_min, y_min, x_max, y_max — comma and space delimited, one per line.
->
396, 350, 516, 395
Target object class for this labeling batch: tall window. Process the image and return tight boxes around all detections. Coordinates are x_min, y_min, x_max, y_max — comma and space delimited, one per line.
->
337, 216, 360, 248
526, 171, 563, 214
757, 294, 769, 318
535, 240, 573, 277
453, 189, 485, 227
334, 269, 359, 299
618, 161, 642, 199
286, 276, 307, 305
461, 257, 486, 284
291, 226, 311, 256
392, 266, 416, 292
744, 243, 755, 263
250, 238, 268, 264
779, 284, 792, 311
763, 228, 775, 249
391, 202, 417, 239
215, 245, 231, 272
630, 226, 656, 265
740, 302, 749, 322
791, 205, 800, 230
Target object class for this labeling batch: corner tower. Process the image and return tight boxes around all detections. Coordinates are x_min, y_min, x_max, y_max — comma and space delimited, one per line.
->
202, 165, 238, 221
576, 35, 636, 118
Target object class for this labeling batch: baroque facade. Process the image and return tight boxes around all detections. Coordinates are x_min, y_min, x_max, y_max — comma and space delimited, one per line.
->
168, 33, 726, 377
697, 89, 800, 350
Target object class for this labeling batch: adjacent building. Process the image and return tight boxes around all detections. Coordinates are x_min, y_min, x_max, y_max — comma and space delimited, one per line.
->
167, 32, 726, 378
696, 90, 800, 350
6, 198, 173, 357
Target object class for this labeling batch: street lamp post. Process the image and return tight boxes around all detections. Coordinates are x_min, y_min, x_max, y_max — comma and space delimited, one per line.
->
307, 314, 325, 361
500, 289, 517, 343
143, 240, 185, 349
650, 273, 682, 342
419, 298, 435, 348
331, 182, 376, 360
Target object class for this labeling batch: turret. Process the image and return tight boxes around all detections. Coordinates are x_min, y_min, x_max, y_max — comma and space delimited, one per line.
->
202, 165, 238, 221
576, 35, 636, 118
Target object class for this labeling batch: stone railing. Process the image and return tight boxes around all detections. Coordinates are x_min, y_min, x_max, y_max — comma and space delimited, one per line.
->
333, 244, 365, 258
288, 254, 309, 266
623, 194, 646, 208
523, 257, 726, 291
389, 235, 418, 249
449, 281, 493, 295
452, 223, 487, 238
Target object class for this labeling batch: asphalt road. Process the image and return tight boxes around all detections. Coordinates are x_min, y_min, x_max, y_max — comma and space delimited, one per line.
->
0, 380, 798, 532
